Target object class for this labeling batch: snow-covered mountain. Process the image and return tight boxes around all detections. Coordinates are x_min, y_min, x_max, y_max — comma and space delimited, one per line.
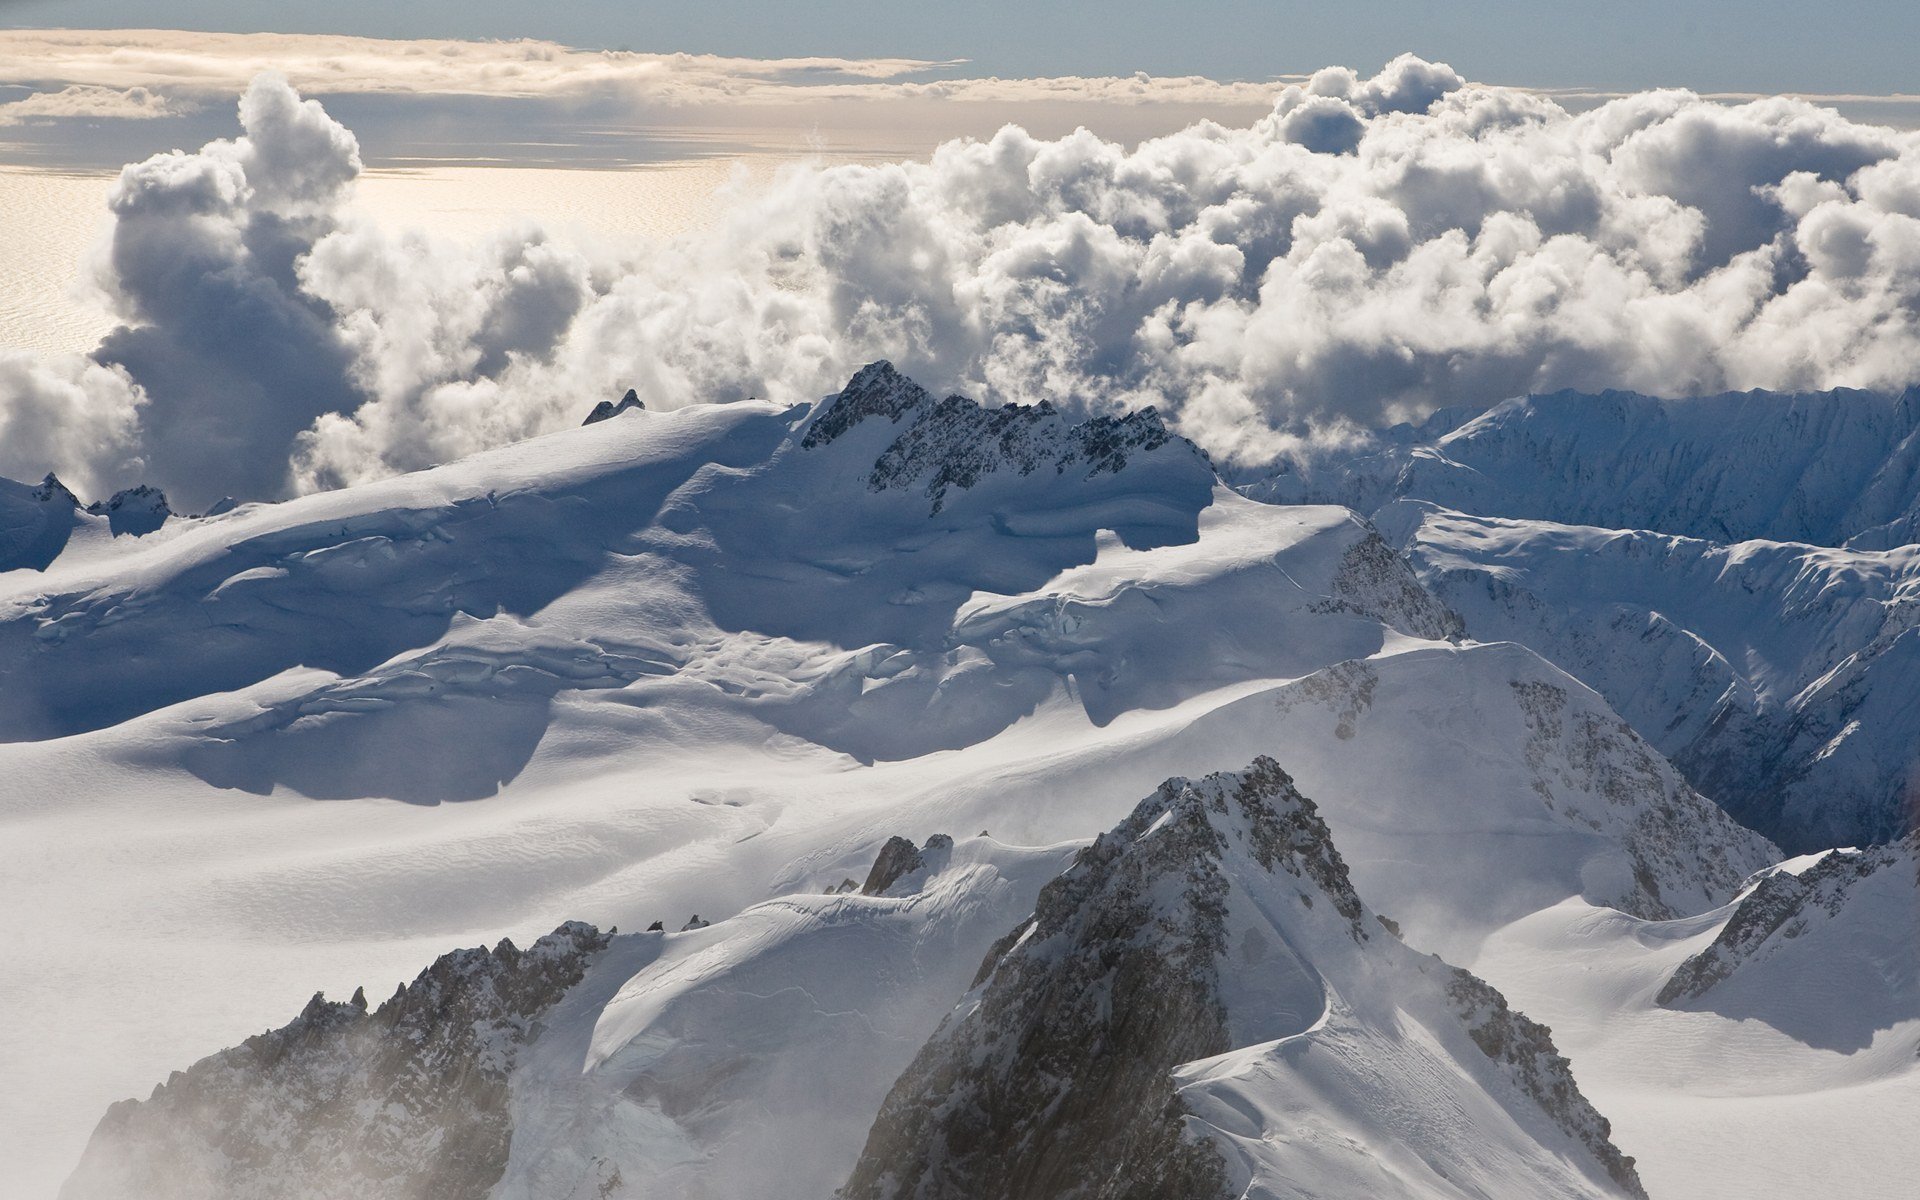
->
843, 759, 1647, 1200
1378, 501, 1920, 850
1244, 385, 1920, 852
1, 364, 1904, 1197
61, 763, 1653, 1200
1250, 385, 1920, 549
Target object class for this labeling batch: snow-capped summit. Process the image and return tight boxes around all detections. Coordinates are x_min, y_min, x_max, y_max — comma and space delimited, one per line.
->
843, 758, 1647, 1200
805, 360, 1204, 514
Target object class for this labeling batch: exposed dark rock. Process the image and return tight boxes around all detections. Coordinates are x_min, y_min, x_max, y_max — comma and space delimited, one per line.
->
583, 389, 646, 425
801, 361, 934, 449
680, 915, 710, 931
1446, 969, 1648, 1199
86, 484, 172, 536
860, 833, 953, 896
62, 922, 610, 1200
646, 921, 665, 932
804, 361, 1212, 514
1658, 833, 1917, 1007
841, 757, 1646, 1200
34, 473, 80, 507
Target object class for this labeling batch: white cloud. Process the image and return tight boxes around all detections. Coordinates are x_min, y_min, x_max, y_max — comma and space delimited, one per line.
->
0, 84, 184, 125
15, 58, 1920, 506
0, 352, 144, 498
0, 29, 1280, 109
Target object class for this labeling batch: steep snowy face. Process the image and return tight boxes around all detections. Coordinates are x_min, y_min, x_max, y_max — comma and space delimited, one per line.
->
1657, 834, 1920, 1053
0, 473, 82, 571
1124, 642, 1779, 955
842, 758, 1647, 1200
1251, 386, 1920, 550
1384, 501, 1920, 849
61, 922, 610, 1200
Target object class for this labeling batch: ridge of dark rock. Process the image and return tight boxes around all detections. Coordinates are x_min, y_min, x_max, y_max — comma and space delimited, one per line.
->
583, 388, 646, 425
61, 922, 611, 1200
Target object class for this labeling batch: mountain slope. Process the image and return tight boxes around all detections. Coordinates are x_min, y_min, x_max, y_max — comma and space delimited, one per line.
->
1378, 500, 1920, 849
1249, 385, 1920, 549
843, 759, 1646, 1200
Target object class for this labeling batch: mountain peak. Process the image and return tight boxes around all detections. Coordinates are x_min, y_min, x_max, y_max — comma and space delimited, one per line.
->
804, 362, 1211, 514
800, 360, 935, 449
843, 758, 1645, 1200
582, 388, 646, 425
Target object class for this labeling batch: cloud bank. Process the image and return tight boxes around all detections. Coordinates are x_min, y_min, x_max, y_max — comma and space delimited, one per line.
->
0, 29, 1280, 109
14, 56, 1920, 505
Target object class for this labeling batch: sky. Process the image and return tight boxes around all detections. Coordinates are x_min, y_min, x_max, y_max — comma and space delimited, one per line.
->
8, 14, 1920, 510
5, 0, 1920, 94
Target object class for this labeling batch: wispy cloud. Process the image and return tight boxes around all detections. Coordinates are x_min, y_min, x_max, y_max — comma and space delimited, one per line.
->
0, 29, 1282, 108
0, 83, 186, 124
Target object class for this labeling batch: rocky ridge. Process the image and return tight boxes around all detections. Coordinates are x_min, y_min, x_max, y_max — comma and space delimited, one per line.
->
840, 757, 1646, 1200
804, 361, 1210, 514
62, 923, 611, 1200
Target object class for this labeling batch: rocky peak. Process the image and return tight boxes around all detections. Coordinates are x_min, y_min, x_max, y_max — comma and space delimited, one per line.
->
85, 484, 171, 536
839, 759, 1370, 1200
1658, 832, 1919, 1007
62, 922, 611, 1200
860, 832, 955, 896
32, 473, 80, 508
803, 362, 1214, 514
842, 759, 1648, 1200
583, 388, 646, 425
800, 361, 935, 449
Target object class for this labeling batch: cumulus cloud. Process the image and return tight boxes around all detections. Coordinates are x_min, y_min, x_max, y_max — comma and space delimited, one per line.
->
91, 73, 364, 501
0, 353, 145, 498
17, 56, 1920, 505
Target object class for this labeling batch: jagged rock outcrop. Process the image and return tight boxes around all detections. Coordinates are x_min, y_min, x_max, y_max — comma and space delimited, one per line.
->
1313, 528, 1464, 642
860, 833, 954, 895
86, 483, 172, 536
841, 758, 1646, 1200
582, 389, 646, 425
1660, 832, 1920, 1007
804, 361, 1212, 514
62, 922, 610, 1200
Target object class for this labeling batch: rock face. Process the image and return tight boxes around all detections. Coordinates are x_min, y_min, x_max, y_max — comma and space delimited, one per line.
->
62, 923, 610, 1200
86, 483, 172, 536
1660, 832, 1920, 1008
860, 833, 955, 895
805, 361, 1212, 514
841, 758, 1646, 1200
582, 389, 646, 425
